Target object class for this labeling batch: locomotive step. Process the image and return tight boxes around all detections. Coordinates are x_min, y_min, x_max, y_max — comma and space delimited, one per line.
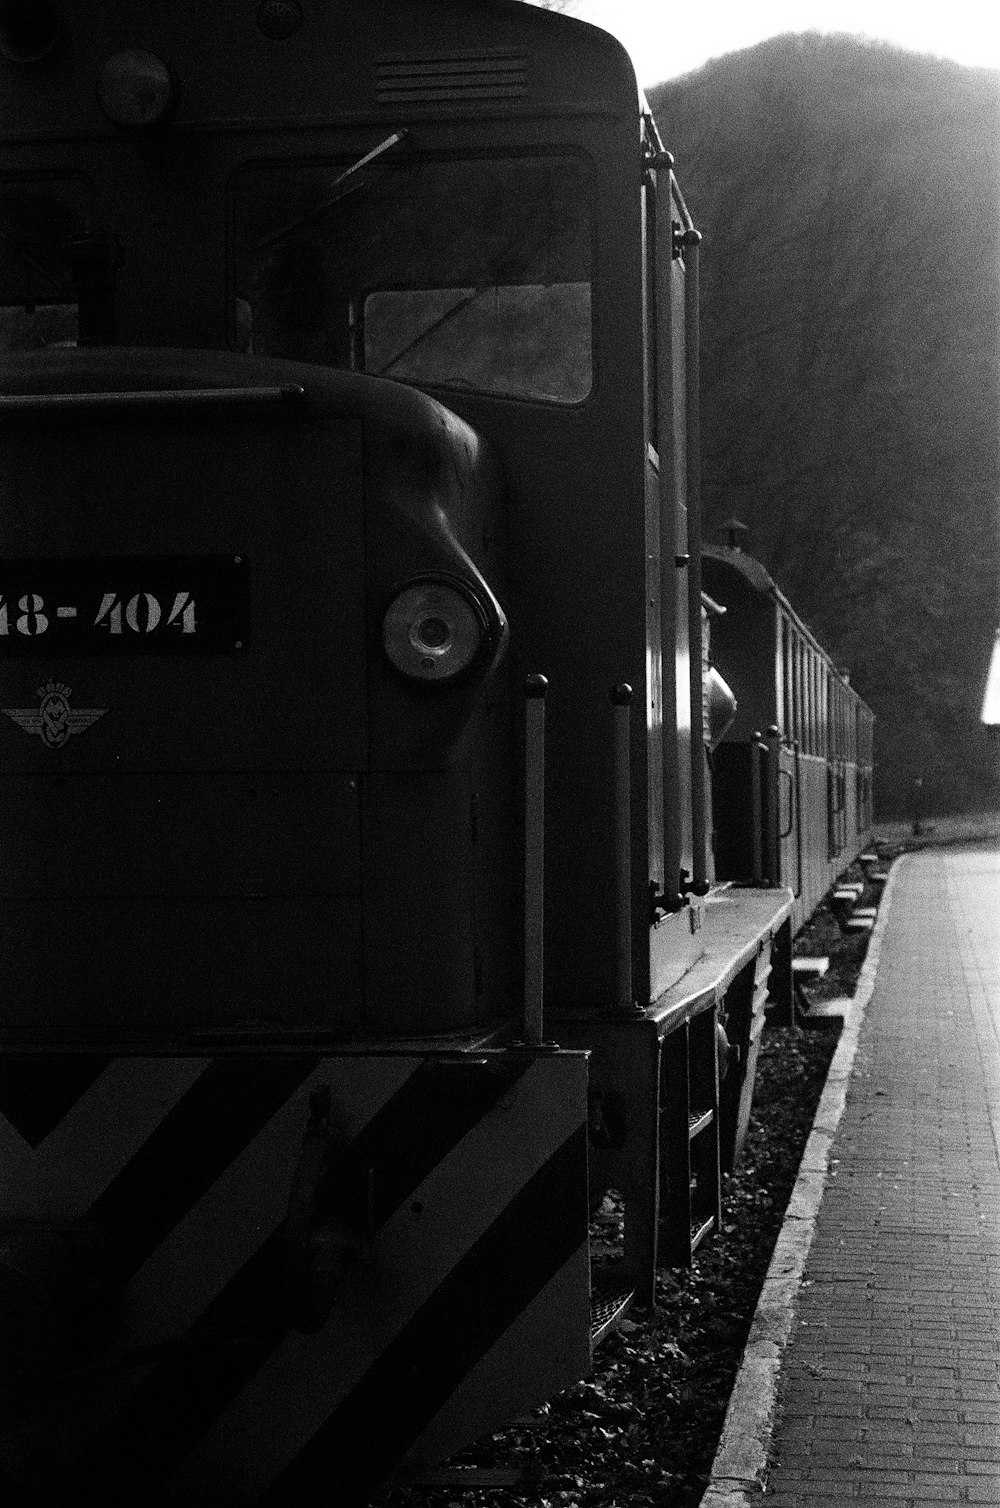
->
792, 955, 835, 1025
590, 1283, 635, 1345
792, 956, 830, 976
858, 853, 889, 882
691, 1214, 717, 1254
844, 915, 875, 933
800, 995, 852, 1026
688, 1107, 715, 1140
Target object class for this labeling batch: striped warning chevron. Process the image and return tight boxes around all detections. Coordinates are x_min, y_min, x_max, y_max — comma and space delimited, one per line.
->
0, 1047, 591, 1506
0, 1053, 111, 1147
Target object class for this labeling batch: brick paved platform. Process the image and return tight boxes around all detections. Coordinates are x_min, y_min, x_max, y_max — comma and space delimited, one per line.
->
704, 845, 1000, 1508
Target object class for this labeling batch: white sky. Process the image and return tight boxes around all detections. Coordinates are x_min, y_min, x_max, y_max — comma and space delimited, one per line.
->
562, 0, 1000, 84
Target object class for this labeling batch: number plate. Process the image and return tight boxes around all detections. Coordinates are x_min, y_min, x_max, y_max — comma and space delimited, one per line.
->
0, 557, 249, 655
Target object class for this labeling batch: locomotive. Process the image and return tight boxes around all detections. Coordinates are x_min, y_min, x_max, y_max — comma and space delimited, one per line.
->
0, 2, 872, 1502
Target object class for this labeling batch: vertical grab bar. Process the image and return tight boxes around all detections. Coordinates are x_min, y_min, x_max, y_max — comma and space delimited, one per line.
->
793, 738, 804, 899
682, 228, 709, 895
766, 726, 781, 885
612, 683, 634, 1013
750, 730, 764, 884
523, 674, 548, 1045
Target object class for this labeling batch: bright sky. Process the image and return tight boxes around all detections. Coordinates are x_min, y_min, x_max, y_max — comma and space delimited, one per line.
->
563, 0, 1000, 84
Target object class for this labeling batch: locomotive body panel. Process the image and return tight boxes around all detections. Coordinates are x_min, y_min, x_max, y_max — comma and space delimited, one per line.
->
0, 349, 512, 1037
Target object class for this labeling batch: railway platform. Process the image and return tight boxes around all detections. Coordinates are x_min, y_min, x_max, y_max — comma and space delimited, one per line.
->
702, 842, 1000, 1507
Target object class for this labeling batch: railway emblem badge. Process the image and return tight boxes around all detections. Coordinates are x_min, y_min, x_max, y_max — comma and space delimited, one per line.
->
2, 681, 108, 749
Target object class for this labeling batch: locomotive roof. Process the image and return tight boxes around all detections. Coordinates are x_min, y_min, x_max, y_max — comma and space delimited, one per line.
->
0, 0, 641, 140
702, 545, 778, 600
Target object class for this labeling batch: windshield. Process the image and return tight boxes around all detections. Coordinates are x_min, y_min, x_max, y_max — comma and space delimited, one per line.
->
0, 175, 89, 351
231, 151, 592, 404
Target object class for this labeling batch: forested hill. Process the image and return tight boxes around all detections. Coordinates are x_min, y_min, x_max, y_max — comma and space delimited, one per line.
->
649, 36, 1000, 817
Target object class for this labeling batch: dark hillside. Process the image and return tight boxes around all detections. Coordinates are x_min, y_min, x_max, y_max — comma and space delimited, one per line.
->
650, 35, 1000, 815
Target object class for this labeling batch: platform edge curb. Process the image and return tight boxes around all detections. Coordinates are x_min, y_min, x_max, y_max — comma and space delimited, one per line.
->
696, 855, 906, 1506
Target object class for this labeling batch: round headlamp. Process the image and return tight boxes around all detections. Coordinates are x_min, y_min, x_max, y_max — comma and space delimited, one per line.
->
382, 579, 489, 685
98, 50, 177, 129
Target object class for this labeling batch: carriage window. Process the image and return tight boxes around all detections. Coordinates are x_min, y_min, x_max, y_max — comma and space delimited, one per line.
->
231, 152, 592, 404
0, 175, 89, 351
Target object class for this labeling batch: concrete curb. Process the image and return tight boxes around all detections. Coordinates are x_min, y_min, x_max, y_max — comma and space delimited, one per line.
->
697, 856, 906, 1506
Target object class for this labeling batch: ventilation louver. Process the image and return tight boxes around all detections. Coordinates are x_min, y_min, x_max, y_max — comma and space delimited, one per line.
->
375, 50, 528, 104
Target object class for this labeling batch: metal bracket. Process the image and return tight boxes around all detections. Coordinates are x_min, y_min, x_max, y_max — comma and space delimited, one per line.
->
672, 223, 702, 260
642, 145, 674, 174
649, 878, 685, 923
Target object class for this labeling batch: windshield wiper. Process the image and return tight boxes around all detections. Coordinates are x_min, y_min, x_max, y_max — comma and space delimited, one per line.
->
256, 130, 409, 253
375, 283, 495, 377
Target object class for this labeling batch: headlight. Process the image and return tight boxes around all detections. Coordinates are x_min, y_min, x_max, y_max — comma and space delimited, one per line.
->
382, 578, 489, 684
97, 50, 177, 129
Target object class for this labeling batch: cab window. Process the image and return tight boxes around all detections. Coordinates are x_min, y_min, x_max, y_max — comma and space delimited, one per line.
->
230, 151, 592, 404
